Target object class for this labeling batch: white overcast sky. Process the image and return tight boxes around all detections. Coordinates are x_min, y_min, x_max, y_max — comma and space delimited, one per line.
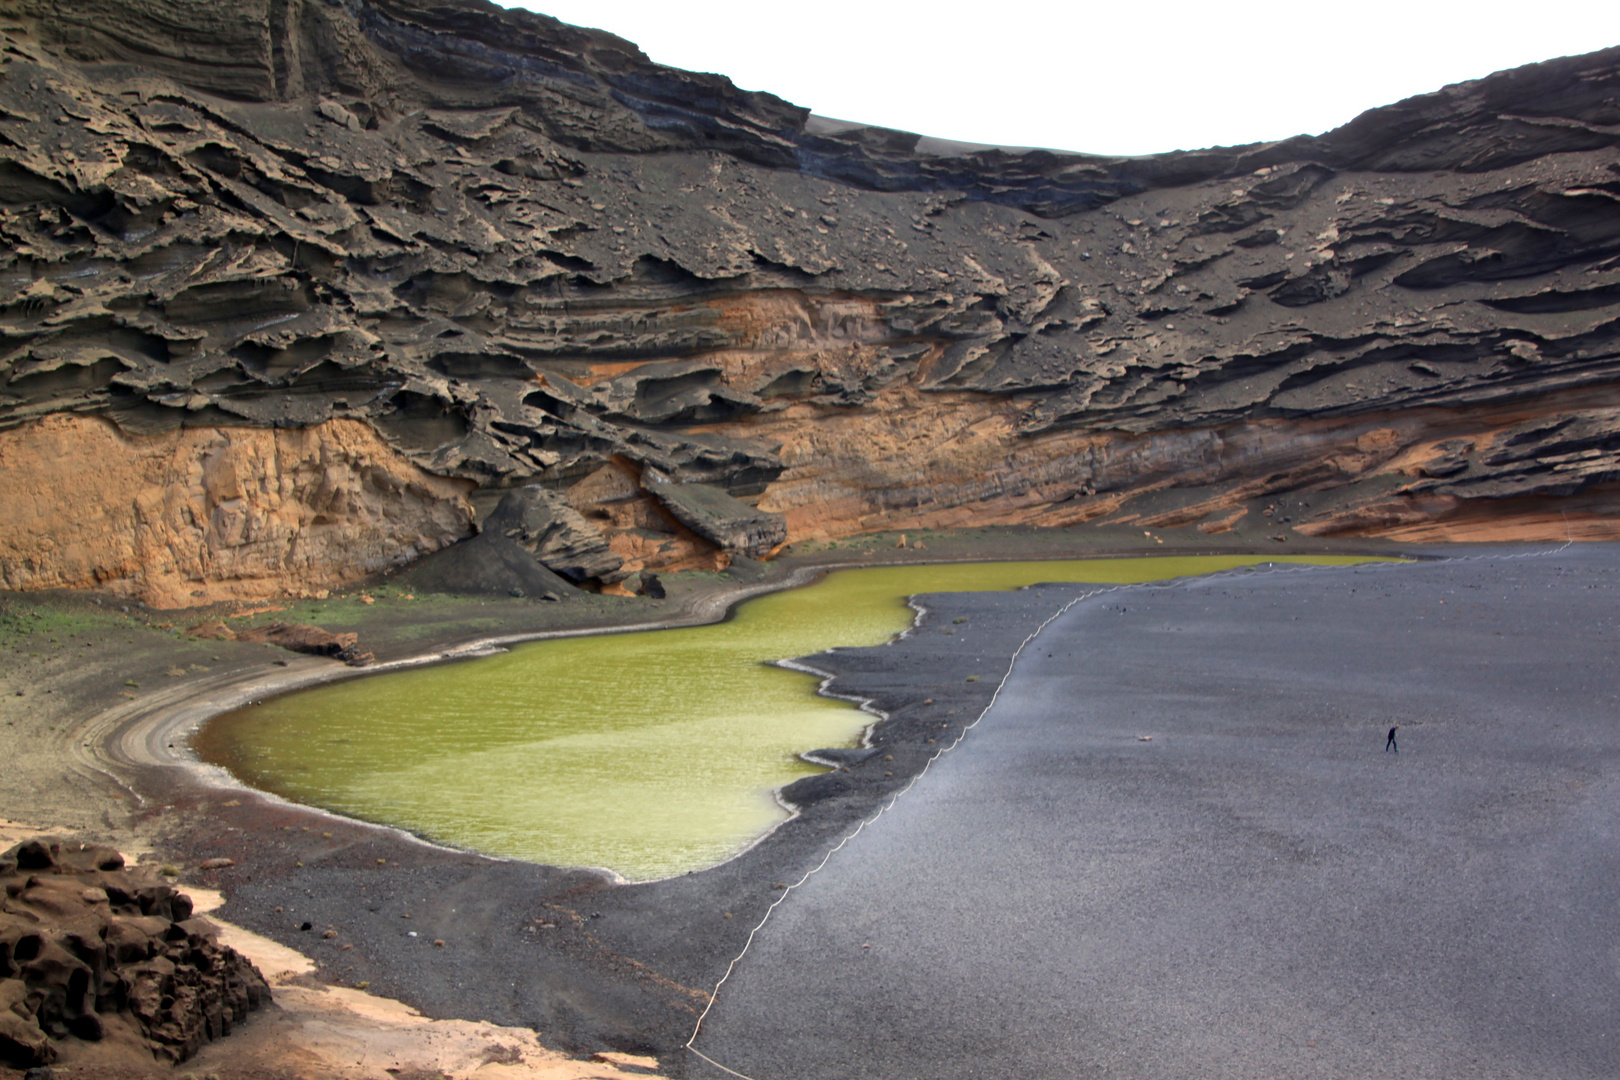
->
504, 0, 1620, 156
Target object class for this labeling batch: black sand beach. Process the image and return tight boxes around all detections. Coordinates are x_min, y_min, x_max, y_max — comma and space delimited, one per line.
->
687, 546, 1620, 1079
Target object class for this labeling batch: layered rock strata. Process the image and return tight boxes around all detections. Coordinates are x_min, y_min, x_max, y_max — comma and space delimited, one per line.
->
0, 0, 1617, 603
0, 838, 269, 1068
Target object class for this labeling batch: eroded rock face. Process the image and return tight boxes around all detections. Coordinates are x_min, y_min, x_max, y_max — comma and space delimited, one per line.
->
0, 1, 1618, 604
642, 468, 786, 559
0, 838, 269, 1068
0, 415, 474, 607
484, 485, 624, 583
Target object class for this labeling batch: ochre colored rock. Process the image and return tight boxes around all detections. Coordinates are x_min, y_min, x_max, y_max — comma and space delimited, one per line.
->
0, 416, 474, 608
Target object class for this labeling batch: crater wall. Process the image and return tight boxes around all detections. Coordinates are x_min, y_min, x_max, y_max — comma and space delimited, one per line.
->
1, 0, 1618, 603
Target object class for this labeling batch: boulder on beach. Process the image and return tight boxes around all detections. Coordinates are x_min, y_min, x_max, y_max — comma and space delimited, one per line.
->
0, 839, 269, 1069
397, 528, 584, 600
193, 621, 376, 666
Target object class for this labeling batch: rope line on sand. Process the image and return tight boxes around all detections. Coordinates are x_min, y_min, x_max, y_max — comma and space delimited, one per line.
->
682, 543, 1582, 1078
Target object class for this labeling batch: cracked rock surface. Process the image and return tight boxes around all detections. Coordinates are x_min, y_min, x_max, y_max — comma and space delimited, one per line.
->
1, 0, 1619, 604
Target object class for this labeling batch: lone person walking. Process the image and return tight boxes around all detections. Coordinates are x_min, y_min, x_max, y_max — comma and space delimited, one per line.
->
1385, 724, 1400, 753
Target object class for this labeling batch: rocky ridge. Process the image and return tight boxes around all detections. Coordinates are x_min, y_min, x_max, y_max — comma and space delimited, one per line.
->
0, 0, 1618, 604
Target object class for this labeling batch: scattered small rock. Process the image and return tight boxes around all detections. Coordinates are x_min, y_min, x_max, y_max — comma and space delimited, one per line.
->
197, 858, 234, 870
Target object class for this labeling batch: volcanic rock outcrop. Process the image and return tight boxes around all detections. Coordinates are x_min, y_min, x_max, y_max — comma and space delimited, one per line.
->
0, 0, 1618, 604
0, 838, 269, 1068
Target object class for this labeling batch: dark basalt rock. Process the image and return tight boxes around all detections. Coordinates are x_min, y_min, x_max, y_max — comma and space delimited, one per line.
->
482, 485, 624, 583
616, 569, 666, 599
0, 839, 268, 1068
641, 468, 787, 559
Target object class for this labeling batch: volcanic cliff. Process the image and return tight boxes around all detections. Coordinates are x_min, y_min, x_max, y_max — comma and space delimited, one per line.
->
1, 0, 1619, 606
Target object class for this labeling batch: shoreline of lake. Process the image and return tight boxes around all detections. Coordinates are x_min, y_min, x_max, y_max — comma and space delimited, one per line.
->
0, 528, 1425, 1071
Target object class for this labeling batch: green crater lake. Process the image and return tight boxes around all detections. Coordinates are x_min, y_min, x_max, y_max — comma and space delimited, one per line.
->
196, 555, 1385, 881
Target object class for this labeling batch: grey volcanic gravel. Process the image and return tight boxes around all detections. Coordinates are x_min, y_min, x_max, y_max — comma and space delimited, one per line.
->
687, 546, 1620, 1080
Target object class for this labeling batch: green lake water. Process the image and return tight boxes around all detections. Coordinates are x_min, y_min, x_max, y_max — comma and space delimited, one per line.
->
195, 555, 1386, 880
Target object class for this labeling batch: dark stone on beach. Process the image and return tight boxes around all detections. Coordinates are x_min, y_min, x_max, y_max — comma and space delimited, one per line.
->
398, 530, 582, 600
485, 487, 624, 584
639, 573, 666, 600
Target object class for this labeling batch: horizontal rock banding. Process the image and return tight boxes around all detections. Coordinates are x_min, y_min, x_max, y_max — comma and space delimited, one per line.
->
0, 3, 1617, 603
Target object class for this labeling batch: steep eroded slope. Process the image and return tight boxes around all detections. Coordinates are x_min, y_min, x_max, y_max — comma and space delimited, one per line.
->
1, 0, 1618, 604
